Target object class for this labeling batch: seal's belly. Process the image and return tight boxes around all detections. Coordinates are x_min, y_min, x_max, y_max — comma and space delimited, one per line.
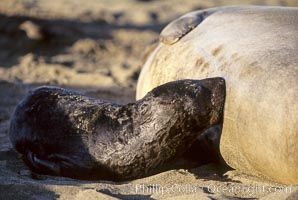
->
137, 7, 298, 184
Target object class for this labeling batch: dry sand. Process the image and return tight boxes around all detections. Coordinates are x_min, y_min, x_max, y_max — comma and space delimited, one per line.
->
0, 0, 297, 199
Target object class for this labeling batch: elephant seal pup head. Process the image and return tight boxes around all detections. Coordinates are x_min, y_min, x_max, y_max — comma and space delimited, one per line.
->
9, 78, 225, 181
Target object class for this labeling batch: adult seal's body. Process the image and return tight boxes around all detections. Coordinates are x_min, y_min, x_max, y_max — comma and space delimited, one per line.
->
9, 78, 225, 181
137, 6, 298, 184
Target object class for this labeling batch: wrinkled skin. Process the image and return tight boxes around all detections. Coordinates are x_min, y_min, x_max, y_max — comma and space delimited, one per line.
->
9, 78, 225, 181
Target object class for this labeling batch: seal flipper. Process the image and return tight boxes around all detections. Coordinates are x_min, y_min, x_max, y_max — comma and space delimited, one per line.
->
160, 6, 242, 45
160, 8, 218, 45
23, 152, 97, 179
182, 125, 223, 165
160, 15, 204, 45
23, 151, 61, 176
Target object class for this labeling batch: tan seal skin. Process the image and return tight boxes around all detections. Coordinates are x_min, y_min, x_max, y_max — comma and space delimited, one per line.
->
136, 6, 298, 184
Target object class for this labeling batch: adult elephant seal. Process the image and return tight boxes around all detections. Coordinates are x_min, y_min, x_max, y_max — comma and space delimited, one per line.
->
9, 78, 225, 181
137, 6, 298, 184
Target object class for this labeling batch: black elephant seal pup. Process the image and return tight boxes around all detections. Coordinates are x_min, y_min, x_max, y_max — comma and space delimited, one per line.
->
9, 78, 225, 181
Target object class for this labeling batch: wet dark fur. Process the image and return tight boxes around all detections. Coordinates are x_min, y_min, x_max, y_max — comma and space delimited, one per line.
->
9, 78, 225, 181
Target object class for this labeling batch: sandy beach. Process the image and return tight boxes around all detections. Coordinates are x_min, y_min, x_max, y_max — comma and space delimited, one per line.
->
0, 0, 297, 199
